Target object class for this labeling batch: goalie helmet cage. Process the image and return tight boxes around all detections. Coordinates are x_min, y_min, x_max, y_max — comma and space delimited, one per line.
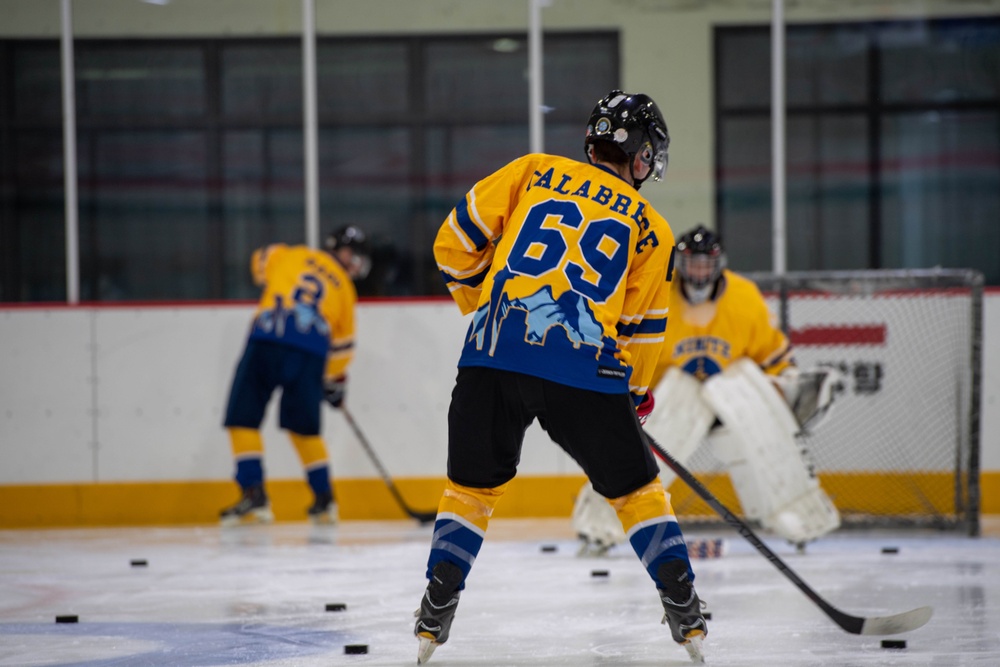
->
670, 268, 982, 537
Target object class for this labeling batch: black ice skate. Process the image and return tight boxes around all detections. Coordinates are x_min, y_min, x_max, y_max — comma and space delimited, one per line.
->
219, 484, 274, 527
413, 560, 463, 664
658, 559, 707, 664
307, 492, 338, 525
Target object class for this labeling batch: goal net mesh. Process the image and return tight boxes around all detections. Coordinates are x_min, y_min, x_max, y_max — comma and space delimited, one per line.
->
666, 269, 982, 535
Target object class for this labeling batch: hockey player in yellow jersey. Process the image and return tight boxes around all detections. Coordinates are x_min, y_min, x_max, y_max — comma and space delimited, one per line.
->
219, 226, 371, 527
414, 90, 707, 665
573, 225, 843, 553
650, 224, 793, 386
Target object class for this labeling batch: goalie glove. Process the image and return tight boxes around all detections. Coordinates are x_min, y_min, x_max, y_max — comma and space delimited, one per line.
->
774, 365, 844, 435
635, 391, 655, 425
323, 375, 347, 408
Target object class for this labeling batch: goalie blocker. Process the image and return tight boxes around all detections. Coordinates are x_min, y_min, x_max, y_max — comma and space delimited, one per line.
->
572, 360, 841, 549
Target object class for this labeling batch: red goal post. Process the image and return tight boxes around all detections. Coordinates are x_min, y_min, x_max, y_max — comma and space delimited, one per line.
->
668, 269, 983, 536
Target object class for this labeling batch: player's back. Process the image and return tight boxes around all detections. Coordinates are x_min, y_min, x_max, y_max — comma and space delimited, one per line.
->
249, 244, 353, 357
446, 152, 673, 393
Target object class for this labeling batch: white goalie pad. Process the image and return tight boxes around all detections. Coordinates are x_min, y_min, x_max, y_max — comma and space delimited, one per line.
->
570, 482, 624, 553
571, 367, 715, 552
644, 367, 717, 490
703, 359, 841, 544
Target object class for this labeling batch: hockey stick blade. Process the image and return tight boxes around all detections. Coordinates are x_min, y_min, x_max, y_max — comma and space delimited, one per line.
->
643, 429, 933, 636
341, 408, 437, 525
859, 606, 934, 636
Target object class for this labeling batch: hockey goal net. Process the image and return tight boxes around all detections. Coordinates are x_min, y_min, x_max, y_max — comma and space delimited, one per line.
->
668, 269, 983, 536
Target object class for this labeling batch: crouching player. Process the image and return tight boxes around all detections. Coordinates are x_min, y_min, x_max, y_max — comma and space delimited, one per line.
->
573, 225, 843, 554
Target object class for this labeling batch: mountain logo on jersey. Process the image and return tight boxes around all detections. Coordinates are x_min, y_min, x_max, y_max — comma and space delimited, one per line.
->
469, 284, 603, 358
253, 296, 331, 340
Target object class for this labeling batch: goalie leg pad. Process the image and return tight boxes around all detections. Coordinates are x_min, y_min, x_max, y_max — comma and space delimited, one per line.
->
571, 481, 626, 552
644, 367, 716, 490
702, 359, 840, 544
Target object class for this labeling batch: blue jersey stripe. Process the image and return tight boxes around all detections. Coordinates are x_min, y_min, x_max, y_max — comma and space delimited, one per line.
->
455, 200, 490, 251
441, 266, 490, 288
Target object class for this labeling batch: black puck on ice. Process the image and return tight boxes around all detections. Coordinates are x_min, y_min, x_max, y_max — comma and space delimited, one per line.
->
325, 603, 347, 612
344, 644, 368, 654
130, 559, 148, 567
881, 639, 906, 649
541, 545, 557, 553
591, 569, 609, 577
55, 615, 78, 624
703, 612, 713, 621
881, 547, 899, 555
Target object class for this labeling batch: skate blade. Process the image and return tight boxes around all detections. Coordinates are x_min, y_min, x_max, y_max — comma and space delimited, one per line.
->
309, 513, 337, 526
416, 634, 438, 664
219, 510, 274, 528
683, 632, 705, 664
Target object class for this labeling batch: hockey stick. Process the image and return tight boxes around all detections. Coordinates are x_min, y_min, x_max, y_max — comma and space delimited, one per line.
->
644, 430, 932, 636
341, 408, 437, 525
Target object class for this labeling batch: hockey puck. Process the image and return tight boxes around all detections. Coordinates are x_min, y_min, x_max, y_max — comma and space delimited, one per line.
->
130, 559, 148, 567
881, 639, 906, 649
344, 644, 368, 654
881, 547, 899, 554
540, 545, 557, 553
591, 569, 609, 577
703, 612, 712, 621
325, 603, 347, 612
55, 615, 78, 624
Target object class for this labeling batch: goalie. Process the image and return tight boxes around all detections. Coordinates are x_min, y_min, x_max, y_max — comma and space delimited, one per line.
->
573, 225, 843, 554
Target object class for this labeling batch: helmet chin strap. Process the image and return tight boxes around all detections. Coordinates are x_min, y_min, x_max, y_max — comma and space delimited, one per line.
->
629, 161, 643, 190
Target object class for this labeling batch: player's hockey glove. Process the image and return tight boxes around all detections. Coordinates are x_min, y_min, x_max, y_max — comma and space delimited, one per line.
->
323, 375, 347, 408
636, 391, 655, 425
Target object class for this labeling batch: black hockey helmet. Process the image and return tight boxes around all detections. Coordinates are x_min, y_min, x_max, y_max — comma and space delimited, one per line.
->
325, 225, 372, 280
676, 225, 726, 303
584, 89, 670, 188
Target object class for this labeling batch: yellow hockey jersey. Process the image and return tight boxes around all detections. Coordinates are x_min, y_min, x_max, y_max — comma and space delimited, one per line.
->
434, 153, 675, 398
247, 243, 356, 379
650, 270, 792, 389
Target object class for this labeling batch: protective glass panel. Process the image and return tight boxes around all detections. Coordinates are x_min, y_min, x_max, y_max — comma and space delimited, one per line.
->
222, 130, 305, 299
318, 41, 410, 118
880, 20, 1000, 104
881, 111, 1000, 283
222, 42, 301, 118
786, 115, 869, 270
76, 46, 205, 119
425, 40, 528, 119
78, 131, 210, 300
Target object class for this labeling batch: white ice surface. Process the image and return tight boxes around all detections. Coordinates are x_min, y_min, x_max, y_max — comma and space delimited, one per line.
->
1, 519, 998, 666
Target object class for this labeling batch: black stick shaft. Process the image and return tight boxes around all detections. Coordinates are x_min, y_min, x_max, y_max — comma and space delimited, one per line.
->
644, 429, 864, 633
342, 408, 437, 524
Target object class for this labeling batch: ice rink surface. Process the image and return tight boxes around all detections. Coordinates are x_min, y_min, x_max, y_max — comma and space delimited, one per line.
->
1, 518, 998, 667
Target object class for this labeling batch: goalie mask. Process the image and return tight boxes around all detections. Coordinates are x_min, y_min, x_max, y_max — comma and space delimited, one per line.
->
325, 225, 372, 280
676, 225, 726, 305
584, 89, 670, 189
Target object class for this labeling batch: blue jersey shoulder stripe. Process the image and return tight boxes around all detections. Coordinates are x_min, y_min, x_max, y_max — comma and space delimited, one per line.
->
616, 317, 667, 338
635, 317, 667, 335
455, 200, 490, 251
440, 265, 490, 288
